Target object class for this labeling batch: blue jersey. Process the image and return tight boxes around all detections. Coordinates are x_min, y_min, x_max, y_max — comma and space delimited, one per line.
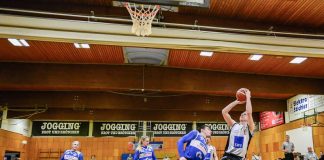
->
177, 130, 208, 160
133, 146, 156, 160
60, 149, 83, 160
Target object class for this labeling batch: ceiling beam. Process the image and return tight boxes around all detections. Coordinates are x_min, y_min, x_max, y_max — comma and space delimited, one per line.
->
1, 14, 324, 58
0, 62, 323, 98
7, 108, 260, 121
0, 0, 323, 34
0, 91, 286, 112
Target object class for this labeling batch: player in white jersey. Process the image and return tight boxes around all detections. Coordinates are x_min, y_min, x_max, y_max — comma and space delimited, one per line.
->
221, 88, 255, 160
205, 136, 218, 160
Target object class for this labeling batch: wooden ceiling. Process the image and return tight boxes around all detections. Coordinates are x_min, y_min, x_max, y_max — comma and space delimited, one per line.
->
24, 0, 324, 28
168, 49, 324, 78
1, 39, 324, 78
181, 0, 324, 28
0, 39, 124, 64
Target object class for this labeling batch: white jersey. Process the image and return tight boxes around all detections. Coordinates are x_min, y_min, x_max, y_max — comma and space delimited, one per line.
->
205, 145, 216, 160
252, 155, 261, 160
304, 152, 318, 160
224, 123, 253, 158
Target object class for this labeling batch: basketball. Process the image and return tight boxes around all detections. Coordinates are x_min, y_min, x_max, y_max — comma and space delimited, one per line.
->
236, 88, 246, 102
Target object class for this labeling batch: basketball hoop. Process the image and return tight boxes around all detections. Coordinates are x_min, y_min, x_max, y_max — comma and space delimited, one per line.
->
301, 124, 312, 131
301, 124, 308, 131
125, 2, 160, 36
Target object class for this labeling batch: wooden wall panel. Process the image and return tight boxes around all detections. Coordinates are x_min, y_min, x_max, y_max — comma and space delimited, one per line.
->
246, 132, 261, 159
26, 134, 262, 160
259, 113, 324, 160
28, 137, 136, 160
0, 129, 29, 160
2, 114, 322, 159
0, 126, 259, 160
313, 114, 324, 155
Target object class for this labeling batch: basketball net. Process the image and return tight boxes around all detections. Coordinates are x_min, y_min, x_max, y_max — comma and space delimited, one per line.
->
125, 3, 160, 36
301, 124, 311, 131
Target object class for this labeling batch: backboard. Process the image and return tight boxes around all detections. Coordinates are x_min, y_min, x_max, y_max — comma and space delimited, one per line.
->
117, 0, 210, 8
135, 131, 154, 141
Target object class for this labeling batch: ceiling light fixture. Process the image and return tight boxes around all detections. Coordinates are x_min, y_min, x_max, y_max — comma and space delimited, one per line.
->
248, 54, 263, 61
8, 38, 29, 47
200, 51, 213, 57
74, 43, 90, 48
290, 57, 307, 64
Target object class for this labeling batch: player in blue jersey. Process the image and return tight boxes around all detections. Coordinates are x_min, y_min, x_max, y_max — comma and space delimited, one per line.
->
177, 125, 212, 160
60, 141, 84, 160
221, 88, 255, 160
133, 135, 156, 160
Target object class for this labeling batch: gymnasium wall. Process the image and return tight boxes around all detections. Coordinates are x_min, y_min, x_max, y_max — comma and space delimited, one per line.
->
313, 114, 324, 156
27, 136, 187, 160
0, 129, 29, 159
259, 113, 324, 160
27, 134, 260, 160
27, 137, 204, 160
28, 137, 134, 160
0, 114, 322, 160
0, 122, 274, 160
